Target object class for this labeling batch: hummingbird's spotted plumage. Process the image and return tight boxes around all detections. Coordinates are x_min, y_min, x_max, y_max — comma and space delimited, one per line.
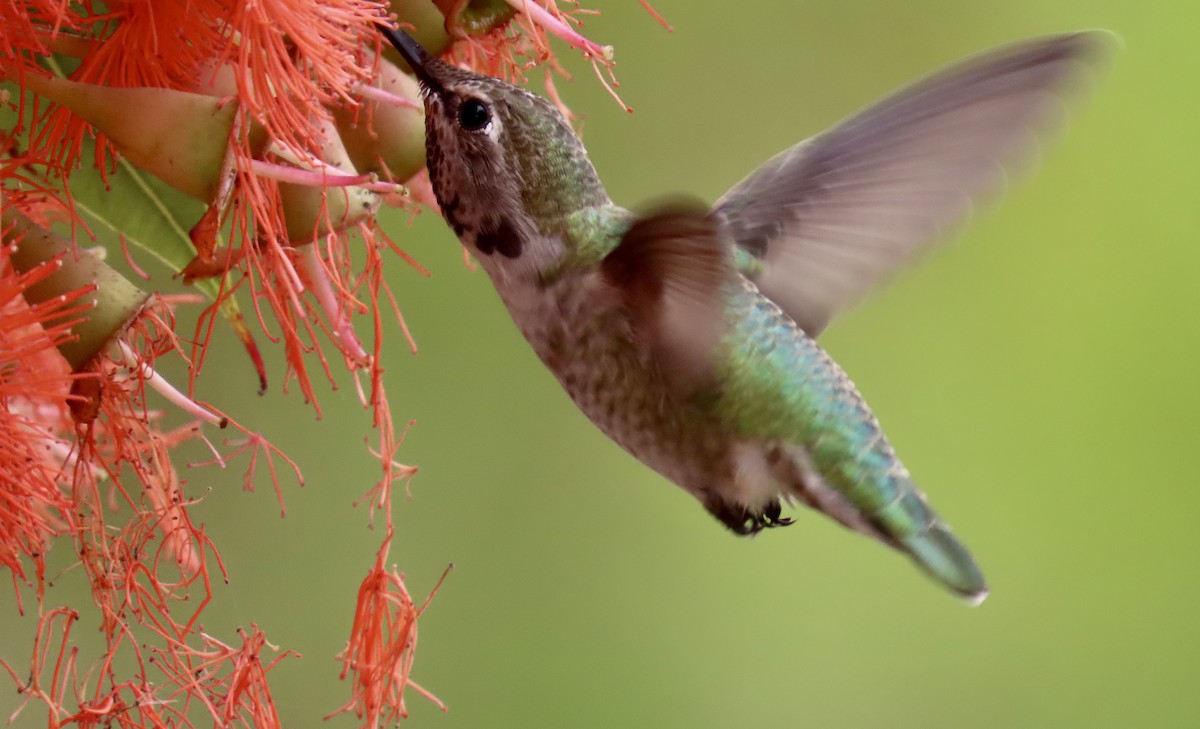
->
381, 25, 1111, 602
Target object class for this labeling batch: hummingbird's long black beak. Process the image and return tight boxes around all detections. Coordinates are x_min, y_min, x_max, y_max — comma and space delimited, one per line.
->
378, 23, 444, 94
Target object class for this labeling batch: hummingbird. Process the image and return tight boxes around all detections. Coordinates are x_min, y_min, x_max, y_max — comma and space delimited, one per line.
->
380, 24, 1110, 602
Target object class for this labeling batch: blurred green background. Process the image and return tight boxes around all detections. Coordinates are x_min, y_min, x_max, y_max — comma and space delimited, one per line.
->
4, 0, 1200, 727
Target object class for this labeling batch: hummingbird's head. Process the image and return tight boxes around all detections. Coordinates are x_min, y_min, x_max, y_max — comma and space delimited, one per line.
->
380, 25, 611, 280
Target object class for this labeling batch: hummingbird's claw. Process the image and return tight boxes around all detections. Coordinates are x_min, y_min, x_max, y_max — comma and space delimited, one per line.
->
762, 500, 795, 527
707, 498, 794, 536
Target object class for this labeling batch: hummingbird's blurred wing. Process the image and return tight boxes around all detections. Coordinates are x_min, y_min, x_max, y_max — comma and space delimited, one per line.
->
601, 205, 734, 398
713, 32, 1112, 336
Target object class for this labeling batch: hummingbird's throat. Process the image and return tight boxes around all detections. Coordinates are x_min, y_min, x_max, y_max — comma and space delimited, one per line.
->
473, 216, 523, 258
436, 187, 525, 260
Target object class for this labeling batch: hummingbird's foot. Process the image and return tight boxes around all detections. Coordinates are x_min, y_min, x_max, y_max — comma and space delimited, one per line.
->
762, 500, 795, 528
707, 498, 794, 536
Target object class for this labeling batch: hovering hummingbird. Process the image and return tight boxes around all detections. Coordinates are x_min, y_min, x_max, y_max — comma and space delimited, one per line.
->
380, 24, 1109, 602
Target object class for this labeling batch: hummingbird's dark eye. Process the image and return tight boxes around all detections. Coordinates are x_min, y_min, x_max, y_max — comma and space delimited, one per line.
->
458, 98, 491, 131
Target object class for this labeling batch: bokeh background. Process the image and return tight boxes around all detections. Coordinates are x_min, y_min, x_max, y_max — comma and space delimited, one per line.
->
4, 0, 1199, 727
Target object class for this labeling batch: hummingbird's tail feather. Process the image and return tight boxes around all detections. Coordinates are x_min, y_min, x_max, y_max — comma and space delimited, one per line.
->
779, 446, 987, 602
867, 486, 988, 603
894, 524, 989, 605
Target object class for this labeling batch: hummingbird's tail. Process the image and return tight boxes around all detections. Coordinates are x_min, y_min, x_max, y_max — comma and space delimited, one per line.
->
892, 520, 988, 605
865, 485, 988, 604
862, 489, 988, 603
782, 451, 987, 603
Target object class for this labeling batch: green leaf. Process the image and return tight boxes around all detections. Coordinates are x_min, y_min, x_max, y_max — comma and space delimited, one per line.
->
64, 145, 268, 391
67, 142, 212, 287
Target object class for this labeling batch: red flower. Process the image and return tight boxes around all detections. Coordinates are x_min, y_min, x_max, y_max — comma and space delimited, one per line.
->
1, 0, 634, 724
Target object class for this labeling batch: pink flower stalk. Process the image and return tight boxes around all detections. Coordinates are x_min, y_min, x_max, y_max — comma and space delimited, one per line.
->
499, 0, 614, 62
